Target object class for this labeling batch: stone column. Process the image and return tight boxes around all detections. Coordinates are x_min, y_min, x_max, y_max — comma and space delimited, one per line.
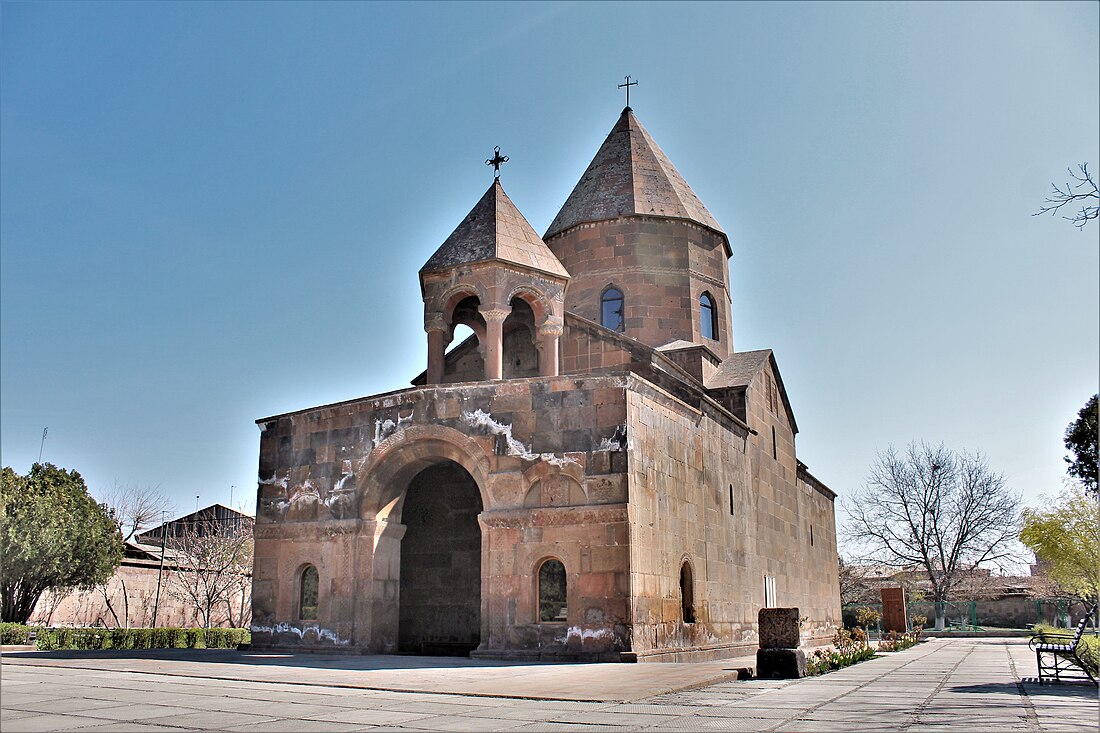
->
538, 321, 563, 377
425, 314, 449, 385
480, 308, 510, 380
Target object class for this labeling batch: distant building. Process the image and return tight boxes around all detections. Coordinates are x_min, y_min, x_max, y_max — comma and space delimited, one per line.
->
251, 107, 842, 661
30, 504, 253, 628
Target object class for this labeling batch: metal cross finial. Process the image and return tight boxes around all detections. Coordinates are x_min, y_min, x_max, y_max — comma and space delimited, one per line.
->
618, 75, 638, 108
486, 146, 509, 178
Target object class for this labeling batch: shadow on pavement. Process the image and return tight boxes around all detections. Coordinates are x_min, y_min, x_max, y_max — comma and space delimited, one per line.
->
950, 680, 1098, 700
3, 648, 552, 671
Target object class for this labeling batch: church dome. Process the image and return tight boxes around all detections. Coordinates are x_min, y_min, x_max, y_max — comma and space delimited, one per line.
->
544, 107, 725, 243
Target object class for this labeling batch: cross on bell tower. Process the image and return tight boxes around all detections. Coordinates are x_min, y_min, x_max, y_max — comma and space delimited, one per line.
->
486, 146, 509, 179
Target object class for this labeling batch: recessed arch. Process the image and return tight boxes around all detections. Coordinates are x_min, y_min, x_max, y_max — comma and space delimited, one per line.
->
298, 564, 319, 621
357, 424, 493, 518
679, 559, 696, 624
507, 285, 553, 326
441, 285, 485, 323
536, 557, 568, 623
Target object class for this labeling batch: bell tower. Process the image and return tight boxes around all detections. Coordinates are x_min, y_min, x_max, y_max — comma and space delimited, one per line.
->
419, 173, 570, 383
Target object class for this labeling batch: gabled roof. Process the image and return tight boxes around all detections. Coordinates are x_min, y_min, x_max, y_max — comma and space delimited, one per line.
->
544, 107, 725, 240
706, 349, 798, 434
705, 349, 772, 390
421, 179, 569, 279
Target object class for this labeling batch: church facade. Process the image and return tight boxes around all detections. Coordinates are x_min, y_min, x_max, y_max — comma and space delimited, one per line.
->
249, 107, 842, 662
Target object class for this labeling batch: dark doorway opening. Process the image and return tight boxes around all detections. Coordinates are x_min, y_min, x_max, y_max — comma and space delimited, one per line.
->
398, 460, 483, 656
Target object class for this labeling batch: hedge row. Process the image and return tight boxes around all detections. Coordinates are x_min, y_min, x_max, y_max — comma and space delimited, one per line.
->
0, 623, 249, 650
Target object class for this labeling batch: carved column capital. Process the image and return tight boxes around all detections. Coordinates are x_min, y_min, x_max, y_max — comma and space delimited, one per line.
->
480, 307, 512, 324
538, 322, 564, 337
424, 313, 449, 333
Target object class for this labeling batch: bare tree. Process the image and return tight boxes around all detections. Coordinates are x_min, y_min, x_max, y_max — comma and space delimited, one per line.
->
845, 443, 1020, 630
1034, 163, 1099, 230
168, 518, 253, 629
102, 482, 175, 542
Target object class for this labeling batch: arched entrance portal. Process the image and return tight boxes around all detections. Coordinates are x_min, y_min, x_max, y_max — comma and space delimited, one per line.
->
397, 460, 483, 655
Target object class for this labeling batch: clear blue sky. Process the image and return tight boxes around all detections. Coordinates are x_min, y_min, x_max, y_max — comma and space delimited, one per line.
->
2, 2, 1097, 526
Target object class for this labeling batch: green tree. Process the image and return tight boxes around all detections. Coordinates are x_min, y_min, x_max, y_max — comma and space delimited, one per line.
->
1020, 487, 1100, 602
1064, 394, 1098, 495
0, 463, 123, 622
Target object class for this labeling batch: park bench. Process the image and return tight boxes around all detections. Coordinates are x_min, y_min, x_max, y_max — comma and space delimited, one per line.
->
1030, 604, 1098, 686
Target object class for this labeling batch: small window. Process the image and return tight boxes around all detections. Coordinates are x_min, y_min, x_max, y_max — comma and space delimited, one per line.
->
810, 525, 815, 547
699, 292, 717, 340
772, 426, 778, 460
764, 575, 776, 608
299, 565, 319, 620
729, 484, 734, 516
538, 559, 567, 622
601, 287, 624, 332
680, 561, 695, 623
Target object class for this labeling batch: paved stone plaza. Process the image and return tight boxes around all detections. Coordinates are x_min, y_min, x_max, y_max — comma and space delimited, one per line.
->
1, 638, 1096, 731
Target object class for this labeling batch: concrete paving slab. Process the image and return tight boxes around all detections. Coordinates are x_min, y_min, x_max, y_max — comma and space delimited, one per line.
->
1, 648, 750, 702
223, 719, 366, 732
1, 713, 121, 732
1, 638, 1096, 731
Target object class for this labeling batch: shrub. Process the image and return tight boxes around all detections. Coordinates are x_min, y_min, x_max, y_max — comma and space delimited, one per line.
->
878, 628, 923, 652
855, 607, 882, 629
22, 626, 249, 651
0, 622, 40, 645
807, 627, 876, 675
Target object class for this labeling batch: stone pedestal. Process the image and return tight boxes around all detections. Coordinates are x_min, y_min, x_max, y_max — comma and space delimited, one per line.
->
757, 607, 806, 679
756, 647, 807, 679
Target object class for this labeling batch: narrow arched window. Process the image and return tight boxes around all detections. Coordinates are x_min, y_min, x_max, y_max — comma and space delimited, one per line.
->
601, 287, 624, 332
680, 561, 695, 623
299, 565, 319, 620
538, 559, 567, 622
699, 292, 717, 341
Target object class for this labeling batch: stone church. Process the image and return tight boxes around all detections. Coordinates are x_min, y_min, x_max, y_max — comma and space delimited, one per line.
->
250, 105, 842, 662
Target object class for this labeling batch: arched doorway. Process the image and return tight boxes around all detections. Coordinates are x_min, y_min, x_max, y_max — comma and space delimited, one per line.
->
397, 460, 483, 655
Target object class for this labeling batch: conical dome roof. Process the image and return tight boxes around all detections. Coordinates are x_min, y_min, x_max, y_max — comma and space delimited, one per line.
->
421, 179, 568, 278
544, 108, 724, 240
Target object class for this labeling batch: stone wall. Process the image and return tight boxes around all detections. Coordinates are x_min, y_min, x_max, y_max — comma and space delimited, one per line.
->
251, 374, 633, 658
29, 560, 250, 630
546, 217, 732, 358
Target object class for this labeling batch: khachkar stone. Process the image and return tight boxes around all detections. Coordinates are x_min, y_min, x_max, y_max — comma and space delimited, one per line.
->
881, 587, 908, 634
756, 607, 807, 679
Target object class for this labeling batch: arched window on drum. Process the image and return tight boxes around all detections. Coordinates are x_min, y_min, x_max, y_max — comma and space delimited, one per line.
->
699, 292, 718, 341
601, 287, 625, 332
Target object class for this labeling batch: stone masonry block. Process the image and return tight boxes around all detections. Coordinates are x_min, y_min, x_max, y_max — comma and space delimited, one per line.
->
756, 648, 807, 679
758, 607, 801, 649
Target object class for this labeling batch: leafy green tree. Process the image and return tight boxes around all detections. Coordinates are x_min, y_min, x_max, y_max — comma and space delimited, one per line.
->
1064, 394, 1098, 494
0, 463, 123, 622
1020, 486, 1100, 603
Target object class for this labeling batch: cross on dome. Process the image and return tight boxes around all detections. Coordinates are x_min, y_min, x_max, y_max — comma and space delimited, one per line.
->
618, 75, 638, 108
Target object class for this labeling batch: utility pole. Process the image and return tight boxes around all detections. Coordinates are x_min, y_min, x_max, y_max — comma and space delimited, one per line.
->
37, 427, 48, 464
